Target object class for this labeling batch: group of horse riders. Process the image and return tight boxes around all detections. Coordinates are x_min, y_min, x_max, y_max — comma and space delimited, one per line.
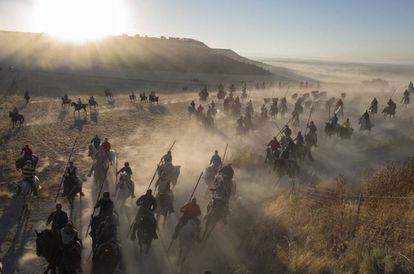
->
188, 100, 216, 127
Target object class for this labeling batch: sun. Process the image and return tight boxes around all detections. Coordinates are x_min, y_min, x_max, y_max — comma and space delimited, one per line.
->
33, 0, 127, 42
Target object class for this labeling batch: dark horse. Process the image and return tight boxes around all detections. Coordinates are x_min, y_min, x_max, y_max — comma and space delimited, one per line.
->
129, 93, 136, 102
92, 241, 122, 274
36, 230, 81, 274
35, 229, 60, 274
202, 199, 226, 241
89, 99, 99, 109
140, 93, 148, 103
62, 176, 81, 218
131, 214, 156, 254
149, 93, 159, 104
155, 192, 173, 227
104, 88, 113, 99
70, 102, 88, 115
9, 112, 24, 127
61, 97, 72, 108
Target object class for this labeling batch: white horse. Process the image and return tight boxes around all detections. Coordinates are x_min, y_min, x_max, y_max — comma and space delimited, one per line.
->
13, 176, 40, 217
178, 220, 200, 270
114, 172, 135, 210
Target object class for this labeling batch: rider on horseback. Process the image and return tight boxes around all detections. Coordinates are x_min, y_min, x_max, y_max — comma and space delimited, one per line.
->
283, 125, 292, 137
22, 160, 37, 196
268, 137, 281, 152
91, 135, 101, 150
172, 198, 201, 240
117, 162, 133, 177
46, 203, 68, 233
12, 107, 19, 115
63, 161, 84, 197
101, 138, 112, 164
59, 222, 82, 272
162, 151, 173, 165
76, 98, 82, 107
94, 216, 117, 255
219, 164, 234, 182
155, 172, 174, 213
388, 99, 397, 111
295, 132, 304, 146
210, 150, 222, 172
95, 192, 114, 219
21, 144, 33, 162
134, 189, 158, 239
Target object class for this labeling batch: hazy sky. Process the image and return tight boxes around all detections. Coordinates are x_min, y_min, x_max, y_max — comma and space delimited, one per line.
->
1, 0, 414, 62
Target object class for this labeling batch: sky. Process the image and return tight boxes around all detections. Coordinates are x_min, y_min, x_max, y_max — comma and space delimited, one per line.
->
0, 0, 414, 62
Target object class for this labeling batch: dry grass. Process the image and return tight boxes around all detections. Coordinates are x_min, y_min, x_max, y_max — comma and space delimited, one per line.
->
237, 160, 414, 273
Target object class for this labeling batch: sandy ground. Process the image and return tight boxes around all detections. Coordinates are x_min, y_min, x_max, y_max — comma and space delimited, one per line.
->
0, 84, 414, 274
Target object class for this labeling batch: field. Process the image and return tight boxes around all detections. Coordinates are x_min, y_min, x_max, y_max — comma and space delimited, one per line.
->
0, 73, 414, 274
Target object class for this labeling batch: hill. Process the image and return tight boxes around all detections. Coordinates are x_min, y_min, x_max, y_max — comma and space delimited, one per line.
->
0, 31, 272, 76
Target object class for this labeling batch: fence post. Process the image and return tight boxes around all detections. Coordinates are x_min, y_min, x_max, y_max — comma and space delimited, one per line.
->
352, 192, 363, 238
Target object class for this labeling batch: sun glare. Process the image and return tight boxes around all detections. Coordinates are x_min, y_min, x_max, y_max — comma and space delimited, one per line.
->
33, 0, 127, 42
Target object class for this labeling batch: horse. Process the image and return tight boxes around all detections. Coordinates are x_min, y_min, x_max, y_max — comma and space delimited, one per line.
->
35, 229, 60, 274
187, 106, 196, 118
114, 172, 134, 210
369, 104, 378, 115
89, 99, 99, 110
217, 90, 226, 100
129, 93, 136, 102
274, 159, 300, 179
92, 241, 122, 274
359, 117, 373, 132
139, 93, 148, 103
178, 220, 201, 270
202, 198, 227, 241
61, 97, 72, 108
305, 132, 317, 148
338, 126, 353, 139
9, 112, 24, 127
15, 155, 38, 171
324, 123, 339, 137
62, 176, 81, 215
91, 149, 115, 185
88, 144, 98, 160
155, 191, 173, 227
104, 89, 113, 99
131, 214, 156, 254
157, 164, 181, 188
70, 102, 88, 115
204, 165, 218, 187
24, 94, 30, 104
382, 106, 396, 118
149, 94, 159, 104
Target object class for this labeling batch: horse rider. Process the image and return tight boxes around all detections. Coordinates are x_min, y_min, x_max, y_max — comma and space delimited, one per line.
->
59, 222, 82, 272
172, 198, 201, 240
155, 171, 175, 213
330, 113, 339, 127
197, 104, 204, 115
21, 144, 33, 162
63, 94, 68, 100
90, 95, 96, 103
46, 203, 68, 233
268, 137, 281, 153
388, 99, 397, 111
211, 100, 216, 109
162, 151, 173, 165
402, 89, 410, 104
63, 161, 84, 196
362, 110, 371, 124
100, 138, 112, 163
117, 162, 133, 177
307, 121, 317, 134
94, 192, 114, 219
91, 135, 101, 150
342, 118, 351, 128
95, 216, 117, 253
283, 125, 292, 137
190, 100, 196, 110
370, 97, 378, 110
22, 160, 37, 196
12, 106, 19, 115
210, 150, 222, 171
219, 163, 234, 182
295, 132, 304, 146
134, 189, 158, 239
76, 98, 82, 107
